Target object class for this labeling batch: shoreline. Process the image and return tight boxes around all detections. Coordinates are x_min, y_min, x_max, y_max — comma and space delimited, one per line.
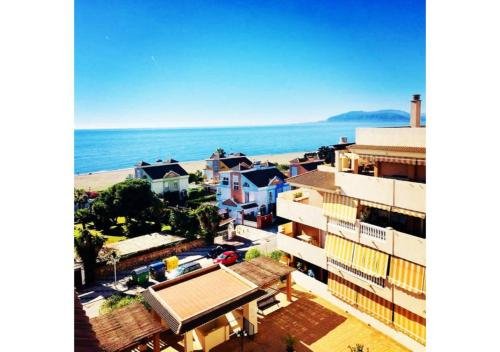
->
74, 151, 307, 191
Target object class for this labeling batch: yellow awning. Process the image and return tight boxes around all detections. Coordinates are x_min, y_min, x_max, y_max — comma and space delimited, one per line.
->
327, 273, 357, 305
356, 287, 393, 325
394, 305, 426, 345
351, 244, 389, 278
360, 200, 391, 211
391, 206, 426, 219
323, 193, 359, 223
324, 234, 355, 265
388, 257, 426, 294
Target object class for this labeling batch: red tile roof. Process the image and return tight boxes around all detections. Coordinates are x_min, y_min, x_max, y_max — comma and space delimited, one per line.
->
74, 291, 101, 352
286, 170, 337, 192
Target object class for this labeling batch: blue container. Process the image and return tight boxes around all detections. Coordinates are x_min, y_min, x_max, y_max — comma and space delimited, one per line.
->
148, 261, 166, 280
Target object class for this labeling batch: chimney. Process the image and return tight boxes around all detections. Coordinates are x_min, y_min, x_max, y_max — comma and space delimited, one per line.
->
338, 136, 348, 144
410, 94, 421, 128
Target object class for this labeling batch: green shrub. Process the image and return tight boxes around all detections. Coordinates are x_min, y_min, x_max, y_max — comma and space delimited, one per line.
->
268, 250, 283, 262
245, 248, 261, 261
187, 187, 206, 199
99, 294, 145, 315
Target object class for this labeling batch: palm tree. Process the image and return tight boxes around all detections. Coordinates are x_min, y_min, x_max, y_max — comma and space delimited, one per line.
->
195, 204, 220, 245
74, 228, 105, 284
215, 147, 226, 158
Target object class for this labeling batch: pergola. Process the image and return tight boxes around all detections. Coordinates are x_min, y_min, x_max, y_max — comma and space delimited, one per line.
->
143, 264, 265, 352
90, 302, 166, 352
230, 256, 296, 302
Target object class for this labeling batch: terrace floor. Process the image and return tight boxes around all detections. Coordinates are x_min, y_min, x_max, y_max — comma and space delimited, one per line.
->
156, 285, 409, 352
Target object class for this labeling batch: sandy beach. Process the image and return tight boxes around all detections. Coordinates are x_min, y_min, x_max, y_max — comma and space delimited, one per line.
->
74, 151, 307, 191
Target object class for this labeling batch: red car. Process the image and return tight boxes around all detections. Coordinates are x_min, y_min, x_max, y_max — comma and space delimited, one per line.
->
213, 251, 239, 266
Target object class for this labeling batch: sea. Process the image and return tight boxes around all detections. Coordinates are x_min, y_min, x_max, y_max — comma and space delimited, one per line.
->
75, 120, 412, 174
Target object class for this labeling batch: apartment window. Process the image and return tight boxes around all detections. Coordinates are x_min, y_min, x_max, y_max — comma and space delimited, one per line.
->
233, 181, 239, 190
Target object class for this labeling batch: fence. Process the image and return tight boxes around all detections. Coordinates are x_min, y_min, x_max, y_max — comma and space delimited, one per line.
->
94, 239, 205, 279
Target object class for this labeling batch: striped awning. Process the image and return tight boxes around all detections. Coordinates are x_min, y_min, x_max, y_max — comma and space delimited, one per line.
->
351, 244, 389, 278
358, 154, 426, 166
323, 193, 359, 223
356, 287, 393, 325
394, 305, 426, 345
327, 273, 358, 305
388, 257, 426, 294
324, 234, 355, 266
360, 200, 391, 211
391, 206, 426, 219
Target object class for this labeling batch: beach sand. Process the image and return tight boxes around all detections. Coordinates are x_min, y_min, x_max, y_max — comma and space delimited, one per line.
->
74, 151, 307, 191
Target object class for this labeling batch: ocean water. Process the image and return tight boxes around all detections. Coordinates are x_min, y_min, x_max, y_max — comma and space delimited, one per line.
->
74, 120, 410, 174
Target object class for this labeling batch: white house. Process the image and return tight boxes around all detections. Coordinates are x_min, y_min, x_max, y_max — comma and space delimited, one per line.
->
134, 159, 189, 199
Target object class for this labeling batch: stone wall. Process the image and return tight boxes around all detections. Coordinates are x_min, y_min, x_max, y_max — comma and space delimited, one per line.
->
95, 239, 205, 279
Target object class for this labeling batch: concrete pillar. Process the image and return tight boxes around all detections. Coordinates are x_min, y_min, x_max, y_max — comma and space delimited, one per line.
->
286, 273, 292, 302
374, 161, 380, 177
352, 158, 359, 174
243, 300, 258, 335
153, 332, 160, 352
184, 330, 193, 352
334, 151, 341, 171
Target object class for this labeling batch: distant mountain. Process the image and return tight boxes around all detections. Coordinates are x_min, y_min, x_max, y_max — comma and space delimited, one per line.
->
325, 109, 426, 123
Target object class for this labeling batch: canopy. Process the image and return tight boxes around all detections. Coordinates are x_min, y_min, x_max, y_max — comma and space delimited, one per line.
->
394, 305, 426, 345
388, 257, 426, 294
323, 193, 358, 223
327, 273, 357, 305
356, 287, 393, 325
324, 234, 355, 266
391, 206, 426, 219
351, 244, 389, 278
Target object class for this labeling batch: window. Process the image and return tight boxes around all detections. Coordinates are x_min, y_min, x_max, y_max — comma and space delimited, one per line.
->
268, 191, 273, 203
290, 166, 298, 177
233, 181, 239, 190
243, 182, 250, 187
244, 192, 249, 203
222, 177, 229, 185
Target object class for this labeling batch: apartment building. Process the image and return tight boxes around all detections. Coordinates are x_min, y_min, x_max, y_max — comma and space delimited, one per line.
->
276, 95, 426, 346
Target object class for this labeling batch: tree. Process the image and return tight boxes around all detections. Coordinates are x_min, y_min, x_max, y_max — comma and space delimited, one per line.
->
317, 146, 334, 165
74, 208, 93, 229
74, 188, 89, 209
92, 179, 165, 237
74, 228, 105, 284
268, 250, 283, 262
188, 170, 204, 184
215, 147, 226, 158
195, 204, 220, 245
276, 163, 290, 172
168, 207, 199, 241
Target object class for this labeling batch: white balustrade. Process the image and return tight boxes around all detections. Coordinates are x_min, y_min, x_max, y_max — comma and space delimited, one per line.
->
360, 222, 387, 241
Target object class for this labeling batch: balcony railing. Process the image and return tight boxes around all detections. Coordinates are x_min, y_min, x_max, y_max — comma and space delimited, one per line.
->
360, 222, 388, 241
331, 219, 356, 232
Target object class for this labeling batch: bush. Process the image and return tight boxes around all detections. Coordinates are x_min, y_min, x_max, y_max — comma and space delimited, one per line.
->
187, 187, 206, 199
186, 195, 216, 209
268, 250, 283, 262
245, 248, 261, 261
99, 294, 145, 315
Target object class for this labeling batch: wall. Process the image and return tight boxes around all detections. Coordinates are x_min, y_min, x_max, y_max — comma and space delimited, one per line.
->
94, 239, 205, 279
277, 233, 327, 269
393, 287, 426, 318
277, 195, 327, 231
379, 162, 411, 178
393, 230, 426, 266
356, 127, 426, 148
393, 179, 426, 213
231, 173, 244, 203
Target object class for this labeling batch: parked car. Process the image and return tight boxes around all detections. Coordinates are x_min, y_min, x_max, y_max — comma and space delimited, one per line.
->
166, 261, 202, 280
213, 251, 239, 266
207, 244, 237, 259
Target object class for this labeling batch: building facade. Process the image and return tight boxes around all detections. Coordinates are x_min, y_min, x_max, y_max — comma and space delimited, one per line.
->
216, 166, 290, 227
134, 159, 189, 199
276, 95, 426, 347
204, 152, 252, 184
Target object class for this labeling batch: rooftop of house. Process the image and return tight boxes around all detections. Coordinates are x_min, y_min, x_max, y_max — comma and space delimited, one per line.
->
241, 167, 287, 188
136, 161, 189, 180
74, 291, 101, 352
221, 157, 253, 169
106, 233, 184, 258
142, 265, 263, 334
286, 170, 338, 192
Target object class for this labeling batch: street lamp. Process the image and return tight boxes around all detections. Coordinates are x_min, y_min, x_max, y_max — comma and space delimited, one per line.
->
106, 251, 120, 289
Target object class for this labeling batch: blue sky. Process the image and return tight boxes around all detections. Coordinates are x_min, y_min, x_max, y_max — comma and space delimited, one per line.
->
75, 0, 425, 129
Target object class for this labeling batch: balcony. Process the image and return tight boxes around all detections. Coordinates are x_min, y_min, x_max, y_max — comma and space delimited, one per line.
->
277, 190, 327, 231
276, 232, 327, 269
318, 167, 426, 213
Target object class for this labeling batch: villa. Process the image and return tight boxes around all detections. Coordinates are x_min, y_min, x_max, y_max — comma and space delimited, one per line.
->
275, 95, 426, 348
288, 156, 325, 177
216, 164, 290, 228
203, 152, 252, 183
134, 159, 189, 201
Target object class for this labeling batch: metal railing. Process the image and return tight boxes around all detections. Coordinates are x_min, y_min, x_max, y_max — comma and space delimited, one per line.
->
360, 222, 388, 241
